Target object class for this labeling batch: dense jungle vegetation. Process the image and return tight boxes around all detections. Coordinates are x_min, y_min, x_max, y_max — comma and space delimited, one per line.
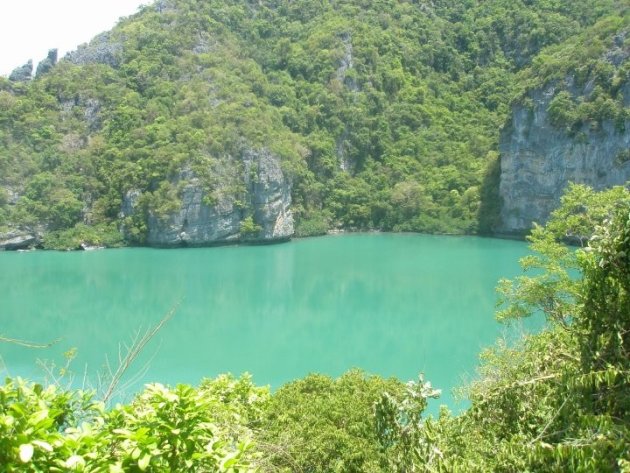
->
1, 0, 630, 468
1, 184, 629, 471
0, 0, 628, 247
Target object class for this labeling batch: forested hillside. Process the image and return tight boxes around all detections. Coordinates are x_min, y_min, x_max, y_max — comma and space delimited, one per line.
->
0, 0, 628, 248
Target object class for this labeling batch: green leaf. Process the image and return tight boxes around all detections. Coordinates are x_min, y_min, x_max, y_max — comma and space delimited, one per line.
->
109, 463, 124, 473
221, 453, 239, 469
138, 454, 151, 471
32, 440, 53, 452
19, 443, 34, 463
28, 409, 50, 426
65, 455, 86, 469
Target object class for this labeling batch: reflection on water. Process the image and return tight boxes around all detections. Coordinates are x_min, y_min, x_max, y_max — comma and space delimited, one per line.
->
0, 234, 531, 413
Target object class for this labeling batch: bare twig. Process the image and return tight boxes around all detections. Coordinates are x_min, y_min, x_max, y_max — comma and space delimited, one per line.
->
36, 359, 63, 388
0, 334, 60, 349
511, 373, 560, 388
81, 363, 89, 391
254, 438, 305, 473
0, 355, 9, 377
101, 304, 178, 404
116, 344, 160, 393
529, 397, 569, 445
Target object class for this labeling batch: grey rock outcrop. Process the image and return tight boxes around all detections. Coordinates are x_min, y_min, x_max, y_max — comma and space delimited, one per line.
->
154, 0, 178, 14
335, 33, 358, 173
65, 32, 123, 68
122, 148, 293, 247
121, 189, 142, 220
243, 148, 294, 240
335, 33, 358, 93
8, 60, 33, 82
0, 231, 38, 250
2, 186, 20, 205
35, 49, 58, 77
498, 86, 630, 234
60, 97, 103, 132
145, 172, 243, 246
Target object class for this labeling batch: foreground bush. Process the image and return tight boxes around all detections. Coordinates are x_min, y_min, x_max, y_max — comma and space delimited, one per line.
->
0, 375, 266, 472
389, 185, 630, 472
257, 370, 411, 473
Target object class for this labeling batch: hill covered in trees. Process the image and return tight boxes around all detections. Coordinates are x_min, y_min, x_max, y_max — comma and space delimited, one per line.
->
0, 0, 628, 248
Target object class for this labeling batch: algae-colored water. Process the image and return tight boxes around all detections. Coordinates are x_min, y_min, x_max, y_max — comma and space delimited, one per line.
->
0, 233, 531, 412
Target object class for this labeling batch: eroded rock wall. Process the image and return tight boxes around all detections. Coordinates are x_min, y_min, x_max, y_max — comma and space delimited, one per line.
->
498, 85, 630, 234
122, 148, 293, 246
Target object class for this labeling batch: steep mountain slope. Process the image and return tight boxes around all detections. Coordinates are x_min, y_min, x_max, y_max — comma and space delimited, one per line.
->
500, 17, 630, 233
0, 0, 626, 248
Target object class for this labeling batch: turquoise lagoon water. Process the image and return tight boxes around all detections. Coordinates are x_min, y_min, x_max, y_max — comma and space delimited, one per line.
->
0, 233, 531, 413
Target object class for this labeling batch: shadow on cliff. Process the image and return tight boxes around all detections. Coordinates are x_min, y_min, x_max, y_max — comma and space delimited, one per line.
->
477, 153, 503, 235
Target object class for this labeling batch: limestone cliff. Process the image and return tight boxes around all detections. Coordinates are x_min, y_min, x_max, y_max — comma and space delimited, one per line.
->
0, 185, 40, 250
121, 148, 293, 247
65, 32, 123, 69
498, 83, 630, 234
0, 230, 38, 250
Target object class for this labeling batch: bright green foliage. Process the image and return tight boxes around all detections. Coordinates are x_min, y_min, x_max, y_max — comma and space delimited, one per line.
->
42, 223, 124, 250
519, 13, 630, 134
0, 378, 103, 472
496, 184, 630, 324
578, 204, 630, 419
239, 216, 262, 238
545, 183, 630, 244
385, 185, 630, 472
0, 375, 266, 472
257, 370, 407, 472
0, 370, 414, 472
374, 374, 441, 472
0, 0, 627, 245
103, 380, 261, 472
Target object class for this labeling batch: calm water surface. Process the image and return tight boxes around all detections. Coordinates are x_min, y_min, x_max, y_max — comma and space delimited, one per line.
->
0, 234, 531, 413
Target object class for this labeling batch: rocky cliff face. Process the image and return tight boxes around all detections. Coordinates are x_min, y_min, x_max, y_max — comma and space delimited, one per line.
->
0, 231, 38, 250
122, 148, 293, 247
0, 185, 40, 250
65, 32, 123, 69
498, 83, 630, 234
